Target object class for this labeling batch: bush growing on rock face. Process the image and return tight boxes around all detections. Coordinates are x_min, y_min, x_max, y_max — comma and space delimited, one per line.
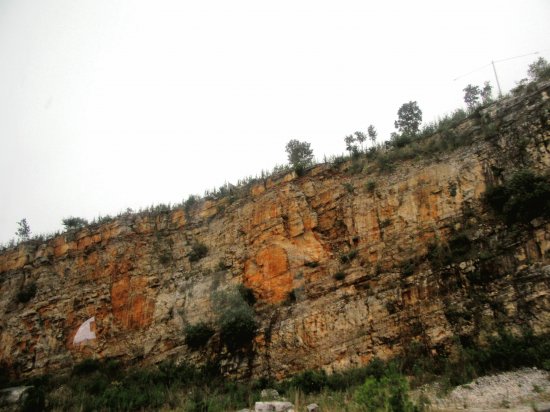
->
188, 242, 208, 262
237, 284, 257, 306
184, 323, 215, 350
17, 282, 37, 303
485, 169, 550, 223
213, 287, 257, 351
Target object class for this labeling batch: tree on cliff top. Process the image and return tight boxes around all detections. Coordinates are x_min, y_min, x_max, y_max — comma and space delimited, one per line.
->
285, 139, 314, 172
394, 101, 422, 137
62, 216, 88, 231
367, 125, 378, 147
16, 218, 31, 241
463, 84, 481, 111
527, 57, 550, 82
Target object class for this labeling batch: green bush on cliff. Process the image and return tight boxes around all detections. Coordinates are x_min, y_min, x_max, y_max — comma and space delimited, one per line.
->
188, 242, 208, 262
485, 169, 550, 223
62, 216, 89, 230
213, 287, 257, 351
17, 282, 37, 303
184, 323, 214, 350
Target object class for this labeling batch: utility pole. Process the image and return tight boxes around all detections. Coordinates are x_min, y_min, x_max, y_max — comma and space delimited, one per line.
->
492, 60, 503, 97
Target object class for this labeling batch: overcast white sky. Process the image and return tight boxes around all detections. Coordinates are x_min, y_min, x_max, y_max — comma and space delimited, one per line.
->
1, 0, 549, 244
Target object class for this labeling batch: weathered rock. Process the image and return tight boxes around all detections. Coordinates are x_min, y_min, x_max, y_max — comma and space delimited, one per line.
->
0, 81, 549, 381
535, 402, 550, 412
306, 403, 319, 412
0, 386, 35, 409
260, 388, 280, 400
255, 401, 294, 412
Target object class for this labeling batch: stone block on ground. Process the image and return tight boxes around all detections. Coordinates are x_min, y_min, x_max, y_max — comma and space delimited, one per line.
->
307, 403, 319, 412
255, 401, 294, 412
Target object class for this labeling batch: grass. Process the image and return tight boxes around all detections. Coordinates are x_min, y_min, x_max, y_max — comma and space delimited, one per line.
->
2, 331, 549, 411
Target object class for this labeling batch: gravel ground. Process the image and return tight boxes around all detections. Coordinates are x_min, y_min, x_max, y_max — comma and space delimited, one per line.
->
413, 368, 550, 412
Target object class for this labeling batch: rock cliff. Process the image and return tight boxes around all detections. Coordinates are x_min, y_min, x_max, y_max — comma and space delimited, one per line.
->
1, 82, 549, 380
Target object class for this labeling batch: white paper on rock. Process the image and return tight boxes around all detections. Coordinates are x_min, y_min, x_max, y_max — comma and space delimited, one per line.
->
73, 316, 96, 345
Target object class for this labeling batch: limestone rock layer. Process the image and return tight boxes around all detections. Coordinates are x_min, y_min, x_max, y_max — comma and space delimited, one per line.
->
1, 82, 550, 379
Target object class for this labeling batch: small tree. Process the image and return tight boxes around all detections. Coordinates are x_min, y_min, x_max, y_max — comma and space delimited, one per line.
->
62, 217, 88, 231
481, 81, 493, 104
463, 84, 481, 111
367, 125, 378, 147
16, 218, 31, 241
394, 101, 422, 137
285, 139, 314, 171
344, 134, 358, 155
213, 287, 257, 351
354, 131, 367, 152
527, 57, 550, 82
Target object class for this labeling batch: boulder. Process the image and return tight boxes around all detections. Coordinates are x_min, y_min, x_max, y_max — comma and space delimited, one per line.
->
255, 401, 294, 412
0, 386, 43, 410
260, 388, 280, 400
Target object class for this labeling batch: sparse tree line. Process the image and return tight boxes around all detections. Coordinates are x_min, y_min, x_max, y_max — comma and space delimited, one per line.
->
284, 57, 550, 171
4, 58, 549, 251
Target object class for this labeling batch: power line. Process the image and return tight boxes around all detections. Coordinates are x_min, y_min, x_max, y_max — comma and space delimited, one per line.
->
452, 50, 547, 82
452, 63, 491, 81
493, 50, 542, 64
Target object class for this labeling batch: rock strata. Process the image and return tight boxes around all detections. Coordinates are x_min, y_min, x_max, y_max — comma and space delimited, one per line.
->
0, 82, 549, 381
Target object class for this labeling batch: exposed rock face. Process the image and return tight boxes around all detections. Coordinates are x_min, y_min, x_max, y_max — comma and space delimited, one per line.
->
1, 82, 549, 380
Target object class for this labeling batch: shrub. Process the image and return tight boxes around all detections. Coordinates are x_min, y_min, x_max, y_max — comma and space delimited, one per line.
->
343, 183, 355, 193
184, 323, 214, 350
380, 218, 392, 229
216, 259, 226, 271
189, 242, 208, 262
426, 241, 452, 268
158, 251, 172, 266
214, 288, 257, 351
365, 180, 376, 193
304, 261, 319, 268
291, 370, 328, 394
485, 169, 550, 223
184, 195, 199, 213
17, 282, 37, 303
339, 249, 358, 264
377, 154, 395, 173
62, 217, 89, 230
390, 133, 413, 148
237, 284, 257, 306
354, 367, 417, 412
400, 259, 416, 277
448, 233, 471, 259
333, 271, 346, 281
285, 289, 297, 305
73, 358, 102, 376
218, 307, 257, 351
